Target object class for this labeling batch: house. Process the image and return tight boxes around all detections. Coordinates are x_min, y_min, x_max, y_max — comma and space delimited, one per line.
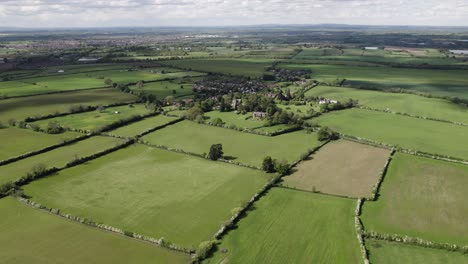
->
57, 70, 65, 73
319, 99, 339, 105
78, 57, 100, 63
252, 112, 268, 119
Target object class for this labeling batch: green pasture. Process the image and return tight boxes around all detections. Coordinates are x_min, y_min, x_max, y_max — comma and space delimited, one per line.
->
204, 111, 295, 133
23, 144, 270, 248
362, 153, 468, 245
205, 188, 361, 264
108, 115, 178, 137
131, 79, 195, 98
141, 121, 321, 166
85, 68, 205, 84
0, 197, 189, 264
312, 108, 468, 159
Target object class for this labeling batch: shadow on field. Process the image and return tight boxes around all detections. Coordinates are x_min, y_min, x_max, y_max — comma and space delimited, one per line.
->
223, 156, 238, 161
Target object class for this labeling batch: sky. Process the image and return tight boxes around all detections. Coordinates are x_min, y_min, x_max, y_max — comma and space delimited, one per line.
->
0, 0, 467, 28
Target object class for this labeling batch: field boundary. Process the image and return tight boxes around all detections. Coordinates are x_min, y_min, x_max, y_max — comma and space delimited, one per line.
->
0, 86, 112, 100
104, 116, 184, 139
199, 119, 303, 137
368, 149, 395, 201
355, 198, 370, 264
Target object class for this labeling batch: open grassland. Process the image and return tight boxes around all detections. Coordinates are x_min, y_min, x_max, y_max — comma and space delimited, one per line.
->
312, 108, 468, 160
362, 153, 468, 245
85, 68, 205, 84
0, 136, 124, 186
24, 145, 271, 249
204, 111, 295, 133
159, 59, 274, 78
0, 197, 189, 264
282, 140, 390, 198
306, 86, 468, 124
131, 79, 195, 98
33, 104, 151, 132
108, 115, 178, 137
205, 188, 361, 264
0, 127, 81, 161
366, 239, 468, 264
0, 88, 138, 123
141, 121, 321, 166
281, 63, 468, 99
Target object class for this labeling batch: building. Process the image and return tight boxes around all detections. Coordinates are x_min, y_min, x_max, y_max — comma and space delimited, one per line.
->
252, 112, 268, 119
319, 99, 339, 105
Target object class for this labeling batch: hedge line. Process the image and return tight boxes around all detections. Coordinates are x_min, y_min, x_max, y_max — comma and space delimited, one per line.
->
363, 231, 468, 254
368, 149, 395, 201
105, 117, 184, 139
0, 134, 91, 166
355, 199, 370, 264
199, 119, 303, 137
0, 86, 110, 101
15, 197, 193, 254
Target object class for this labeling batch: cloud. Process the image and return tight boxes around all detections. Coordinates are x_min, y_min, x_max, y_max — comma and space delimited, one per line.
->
0, 0, 467, 27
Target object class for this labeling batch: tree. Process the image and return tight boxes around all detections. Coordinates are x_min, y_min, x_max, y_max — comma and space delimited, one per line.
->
262, 156, 275, 173
274, 159, 290, 176
185, 105, 204, 120
317, 126, 339, 141
104, 78, 113, 86
208, 144, 223, 160
136, 80, 144, 89
212, 118, 225, 126
46, 121, 64, 134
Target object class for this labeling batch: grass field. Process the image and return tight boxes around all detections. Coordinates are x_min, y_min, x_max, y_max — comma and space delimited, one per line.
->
0, 127, 81, 161
85, 69, 204, 84
0, 136, 124, 186
282, 140, 390, 198
205, 187, 361, 264
281, 63, 468, 99
366, 239, 468, 264
33, 104, 151, 132
306, 86, 468, 124
141, 121, 321, 166
361, 153, 468, 245
312, 108, 468, 160
23, 144, 271, 248
0, 88, 138, 123
0, 197, 189, 264
160, 58, 274, 78
130, 79, 195, 98
204, 111, 295, 133
108, 115, 178, 137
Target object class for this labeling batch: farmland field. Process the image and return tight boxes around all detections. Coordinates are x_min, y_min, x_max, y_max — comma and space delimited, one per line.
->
84, 68, 205, 84
0, 197, 189, 264
361, 153, 468, 245
306, 86, 468, 124
0, 127, 81, 161
0, 136, 124, 186
23, 144, 271, 248
0, 88, 138, 123
312, 108, 468, 160
141, 121, 321, 166
33, 104, 151, 132
130, 79, 196, 98
108, 115, 178, 137
281, 63, 468, 99
366, 239, 468, 264
204, 111, 294, 133
282, 140, 390, 198
205, 187, 361, 264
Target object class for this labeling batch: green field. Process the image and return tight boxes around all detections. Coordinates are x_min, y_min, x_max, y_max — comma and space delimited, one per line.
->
33, 104, 151, 132
85, 68, 205, 84
204, 111, 294, 133
366, 239, 468, 264
0, 197, 189, 264
312, 108, 468, 159
306, 86, 468, 124
0, 127, 81, 161
0, 136, 124, 186
362, 153, 468, 245
141, 121, 321, 166
131, 79, 195, 98
108, 115, 178, 137
23, 145, 270, 248
0, 88, 138, 123
205, 188, 361, 264
160, 58, 274, 78
281, 63, 468, 99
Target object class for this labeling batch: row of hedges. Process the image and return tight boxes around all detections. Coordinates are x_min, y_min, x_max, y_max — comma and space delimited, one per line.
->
16, 197, 193, 254
0, 134, 91, 166
199, 119, 284, 137
363, 231, 468, 254
23, 101, 140, 123
105, 117, 184, 139
355, 199, 370, 264
368, 149, 395, 201
357, 106, 468, 127
0, 86, 110, 101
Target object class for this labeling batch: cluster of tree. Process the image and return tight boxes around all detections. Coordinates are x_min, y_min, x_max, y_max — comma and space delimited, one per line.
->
317, 126, 340, 141
46, 121, 65, 134
262, 156, 290, 175
208, 144, 224, 161
318, 98, 359, 113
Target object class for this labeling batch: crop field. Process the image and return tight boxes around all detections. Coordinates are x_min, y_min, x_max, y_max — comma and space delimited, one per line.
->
306, 86, 468, 124
160, 58, 274, 78
0, 136, 124, 186
141, 121, 321, 166
366, 239, 468, 264
361, 153, 468, 245
23, 144, 271, 249
130, 79, 195, 98
312, 108, 468, 160
108, 115, 178, 137
33, 104, 151, 132
205, 188, 361, 264
281, 63, 468, 99
0, 88, 138, 123
0, 127, 81, 162
282, 140, 390, 198
0, 197, 189, 264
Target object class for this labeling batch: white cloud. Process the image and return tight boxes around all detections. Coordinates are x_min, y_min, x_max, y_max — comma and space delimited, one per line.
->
0, 0, 467, 27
